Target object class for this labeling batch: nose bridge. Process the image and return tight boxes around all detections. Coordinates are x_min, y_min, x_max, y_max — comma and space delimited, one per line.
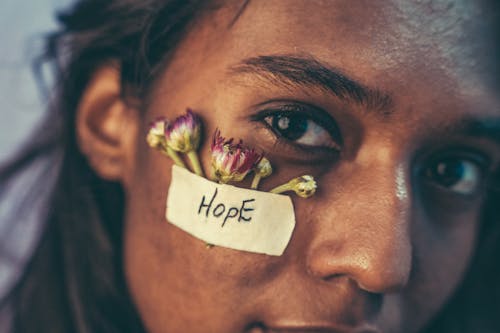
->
306, 153, 413, 293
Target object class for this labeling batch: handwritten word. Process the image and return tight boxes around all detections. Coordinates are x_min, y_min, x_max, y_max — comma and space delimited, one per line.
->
198, 188, 255, 227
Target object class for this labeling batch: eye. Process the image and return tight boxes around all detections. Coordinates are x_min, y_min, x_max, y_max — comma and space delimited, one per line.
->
424, 156, 484, 195
256, 103, 342, 151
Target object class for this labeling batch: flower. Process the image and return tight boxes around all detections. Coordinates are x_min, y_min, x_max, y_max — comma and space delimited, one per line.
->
146, 117, 168, 149
211, 129, 263, 184
165, 109, 202, 153
250, 156, 273, 189
270, 175, 317, 198
255, 157, 272, 178
146, 117, 186, 168
165, 109, 204, 176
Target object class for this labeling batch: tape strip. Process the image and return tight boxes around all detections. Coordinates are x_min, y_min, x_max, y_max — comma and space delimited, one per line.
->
166, 165, 296, 256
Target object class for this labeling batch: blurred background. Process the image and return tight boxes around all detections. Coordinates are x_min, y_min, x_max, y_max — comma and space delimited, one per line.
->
0, 1, 73, 331
0, 0, 73, 161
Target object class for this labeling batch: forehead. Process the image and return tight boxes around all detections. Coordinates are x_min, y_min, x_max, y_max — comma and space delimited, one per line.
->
232, 1, 495, 84
158, 0, 499, 120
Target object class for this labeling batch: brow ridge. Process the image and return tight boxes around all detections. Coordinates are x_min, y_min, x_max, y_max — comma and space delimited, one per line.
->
230, 54, 393, 115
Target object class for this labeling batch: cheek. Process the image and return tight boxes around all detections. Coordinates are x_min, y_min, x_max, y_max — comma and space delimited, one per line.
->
400, 209, 479, 329
122, 147, 284, 332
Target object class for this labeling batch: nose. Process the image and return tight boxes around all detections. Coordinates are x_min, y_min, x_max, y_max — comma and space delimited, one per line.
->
306, 160, 412, 294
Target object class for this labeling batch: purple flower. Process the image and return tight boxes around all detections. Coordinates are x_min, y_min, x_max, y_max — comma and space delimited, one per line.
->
165, 109, 202, 153
211, 129, 263, 183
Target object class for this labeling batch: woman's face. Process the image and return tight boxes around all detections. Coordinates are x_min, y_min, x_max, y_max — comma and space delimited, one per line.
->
120, 1, 500, 332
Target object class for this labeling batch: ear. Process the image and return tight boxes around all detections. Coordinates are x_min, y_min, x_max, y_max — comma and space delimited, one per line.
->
76, 64, 139, 182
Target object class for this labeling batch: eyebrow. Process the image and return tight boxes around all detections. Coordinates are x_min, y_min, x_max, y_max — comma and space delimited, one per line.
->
459, 118, 500, 143
230, 55, 394, 115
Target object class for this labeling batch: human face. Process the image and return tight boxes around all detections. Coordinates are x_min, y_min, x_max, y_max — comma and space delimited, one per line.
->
122, 1, 500, 332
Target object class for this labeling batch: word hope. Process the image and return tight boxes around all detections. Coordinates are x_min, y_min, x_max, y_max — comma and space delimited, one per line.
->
197, 188, 255, 227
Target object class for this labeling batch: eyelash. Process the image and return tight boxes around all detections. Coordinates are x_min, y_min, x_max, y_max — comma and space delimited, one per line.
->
249, 102, 497, 200
250, 102, 343, 160
417, 148, 492, 198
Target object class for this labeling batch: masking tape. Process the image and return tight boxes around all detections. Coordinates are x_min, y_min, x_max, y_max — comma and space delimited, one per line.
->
166, 165, 296, 256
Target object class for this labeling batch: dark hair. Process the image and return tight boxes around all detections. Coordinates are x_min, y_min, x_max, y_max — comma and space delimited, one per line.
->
1, 1, 214, 331
0, 1, 499, 332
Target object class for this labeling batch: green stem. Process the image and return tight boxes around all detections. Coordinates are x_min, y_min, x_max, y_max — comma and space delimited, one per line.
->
164, 147, 186, 168
270, 182, 291, 194
187, 150, 204, 177
209, 173, 218, 182
251, 174, 262, 190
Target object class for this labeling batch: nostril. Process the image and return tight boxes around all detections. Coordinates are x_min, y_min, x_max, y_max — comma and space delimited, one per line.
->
306, 240, 412, 294
244, 322, 266, 333
320, 273, 344, 282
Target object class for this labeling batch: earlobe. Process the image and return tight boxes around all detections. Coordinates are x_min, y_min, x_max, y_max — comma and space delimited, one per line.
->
76, 64, 139, 181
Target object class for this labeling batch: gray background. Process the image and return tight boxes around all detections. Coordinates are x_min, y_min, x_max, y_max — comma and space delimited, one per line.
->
0, 2, 74, 330
1, 0, 73, 161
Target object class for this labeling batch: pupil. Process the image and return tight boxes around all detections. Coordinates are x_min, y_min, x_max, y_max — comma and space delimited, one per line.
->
433, 159, 464, 186
272, 114, 308, 141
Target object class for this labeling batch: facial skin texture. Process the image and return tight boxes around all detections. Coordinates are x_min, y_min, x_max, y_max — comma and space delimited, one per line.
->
91, 1, 500, 332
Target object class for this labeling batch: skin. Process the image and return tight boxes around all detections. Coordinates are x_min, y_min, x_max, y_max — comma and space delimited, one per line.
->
77, 1, 500, 332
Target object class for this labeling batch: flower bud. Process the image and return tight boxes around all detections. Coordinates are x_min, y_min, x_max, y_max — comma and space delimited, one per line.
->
270, 175, 317, 198
292, 175, 317, 198
165, 109, 202, 153
211, 129, 263, 184
250, 156, 273, 189
255, 157, 272, 178
146, 117, 168, 149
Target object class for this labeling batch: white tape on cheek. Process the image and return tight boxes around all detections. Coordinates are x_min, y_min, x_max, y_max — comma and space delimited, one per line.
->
165, 165, 296, 256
